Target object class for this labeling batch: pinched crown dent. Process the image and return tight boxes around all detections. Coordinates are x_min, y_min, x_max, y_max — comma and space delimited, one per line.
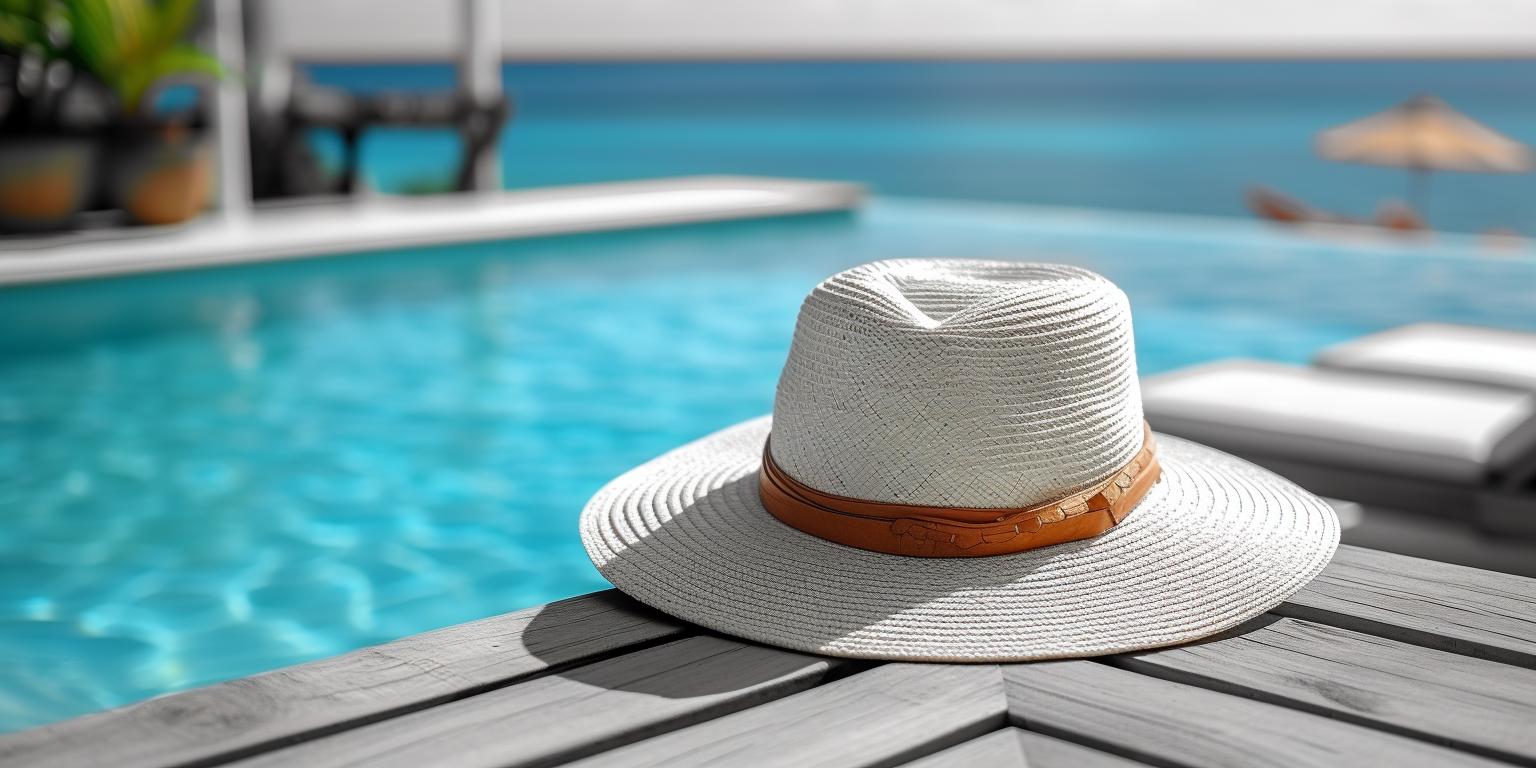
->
769, 259, 1145, 510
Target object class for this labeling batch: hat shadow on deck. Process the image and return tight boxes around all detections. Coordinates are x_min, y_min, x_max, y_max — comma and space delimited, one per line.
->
519, 471, 1090, 697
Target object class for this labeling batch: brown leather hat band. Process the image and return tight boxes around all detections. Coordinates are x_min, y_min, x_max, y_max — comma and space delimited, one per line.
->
758, 423, 1161, 558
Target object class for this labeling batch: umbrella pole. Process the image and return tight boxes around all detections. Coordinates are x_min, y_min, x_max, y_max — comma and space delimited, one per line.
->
1408, 168, 1432, 224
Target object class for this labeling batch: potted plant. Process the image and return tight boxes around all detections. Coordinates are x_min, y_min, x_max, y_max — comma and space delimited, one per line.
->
0, 0, 220, 231
0, 0, 111, 232
68, 0, 222, 226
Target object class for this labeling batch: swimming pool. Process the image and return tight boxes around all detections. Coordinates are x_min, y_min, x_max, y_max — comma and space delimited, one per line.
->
4, 197, 1536, 733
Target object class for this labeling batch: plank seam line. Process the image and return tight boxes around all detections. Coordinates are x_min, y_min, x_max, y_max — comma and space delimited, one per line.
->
682, 631, 891, 687
177, 629, 699, 768
869, 698, 1009, 768
515, 650, 883, 768
1006, 698, 1195, 768
1091, 654, 1536, 768
882, 723, 1022, 768
1272, 600, 1536, 670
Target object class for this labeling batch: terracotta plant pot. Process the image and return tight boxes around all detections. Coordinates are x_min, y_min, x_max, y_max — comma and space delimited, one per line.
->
111, 125, 213, 226
0, 137, 98, 232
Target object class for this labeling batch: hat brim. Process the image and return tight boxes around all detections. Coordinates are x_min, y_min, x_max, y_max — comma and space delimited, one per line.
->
580, 416, 1340, 661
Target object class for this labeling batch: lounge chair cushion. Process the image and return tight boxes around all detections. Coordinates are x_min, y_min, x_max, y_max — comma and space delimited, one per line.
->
1315, 323, 1536, 393
1141, 360, 1536, 485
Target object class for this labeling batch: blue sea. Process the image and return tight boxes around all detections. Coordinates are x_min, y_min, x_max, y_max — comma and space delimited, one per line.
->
6, 61, 1536, 734
310, 60, 1536, 235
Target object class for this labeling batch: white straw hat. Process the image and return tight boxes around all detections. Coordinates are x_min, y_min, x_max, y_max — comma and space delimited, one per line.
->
580, 259, 1339, 661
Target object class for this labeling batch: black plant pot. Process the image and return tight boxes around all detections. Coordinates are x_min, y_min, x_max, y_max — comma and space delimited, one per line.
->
0, 135, 98, 232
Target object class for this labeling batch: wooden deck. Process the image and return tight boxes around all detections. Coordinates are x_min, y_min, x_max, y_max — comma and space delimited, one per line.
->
4, 544, 1534, 768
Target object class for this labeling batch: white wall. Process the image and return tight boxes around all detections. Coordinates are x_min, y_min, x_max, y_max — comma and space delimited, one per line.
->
263, 0, 1536, 61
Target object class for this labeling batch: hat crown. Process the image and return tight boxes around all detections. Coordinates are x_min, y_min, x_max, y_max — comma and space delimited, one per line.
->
769, 259, 1144, 509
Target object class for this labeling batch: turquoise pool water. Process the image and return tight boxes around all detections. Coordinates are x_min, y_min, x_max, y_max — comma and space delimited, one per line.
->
5, 198, 1536, 732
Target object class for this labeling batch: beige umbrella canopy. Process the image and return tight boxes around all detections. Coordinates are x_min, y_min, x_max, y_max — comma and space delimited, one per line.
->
1316, 94, 1533, 218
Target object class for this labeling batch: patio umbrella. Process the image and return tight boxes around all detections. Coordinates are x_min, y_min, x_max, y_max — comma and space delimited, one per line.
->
1314, 94, 1533, 219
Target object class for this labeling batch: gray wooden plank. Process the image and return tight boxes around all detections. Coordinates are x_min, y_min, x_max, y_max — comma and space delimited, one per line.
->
902, 728, 1027, 768
1279, 544, 1536, 668
568, 663, 1008, 768
229, 635, 847, 768
905, 728, 1147, 768
1112, 616, 1536, 765
1004, 660, 1508, 768
0, 590, 685, 768
1013, 729, 1152, 768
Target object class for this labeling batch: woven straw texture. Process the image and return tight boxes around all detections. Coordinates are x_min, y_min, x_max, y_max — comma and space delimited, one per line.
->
579, 258, 1339, 660
581, 418, 1339, 661
771, 259, 1143, 508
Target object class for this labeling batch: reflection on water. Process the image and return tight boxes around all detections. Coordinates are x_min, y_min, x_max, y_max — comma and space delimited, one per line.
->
2, 200, 1535, 732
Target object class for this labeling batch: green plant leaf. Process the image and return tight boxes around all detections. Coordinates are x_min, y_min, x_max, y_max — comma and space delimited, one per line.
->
62, 0, 220, 115
119, 41, 220, 111
68, 0, 150, 78
143, 0, 197, 60
0, 11, 44, 50
0, 1, 69, 54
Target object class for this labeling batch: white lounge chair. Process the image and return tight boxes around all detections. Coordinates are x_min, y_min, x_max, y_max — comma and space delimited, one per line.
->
1315, 322, 1536, 393
1141, 360, 1536, 536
